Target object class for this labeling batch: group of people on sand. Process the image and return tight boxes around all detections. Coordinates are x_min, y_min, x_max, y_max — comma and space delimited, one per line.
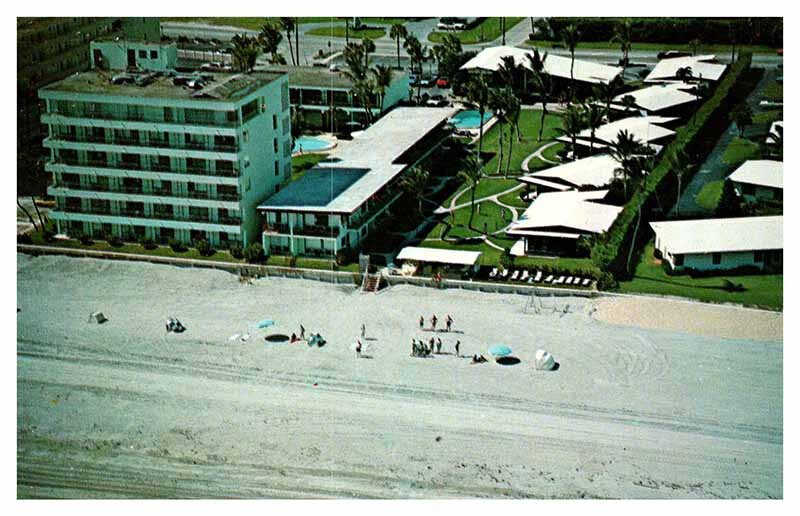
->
418, 314, 454, 332
289, 325, 306, 343
412, 337, 460, 357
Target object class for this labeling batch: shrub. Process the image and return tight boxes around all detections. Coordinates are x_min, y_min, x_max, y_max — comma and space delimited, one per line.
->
168, 239, 187, 253
140, 237, 157, 250
17, 233, 32, 244
229, 244, 244, 259
42, 229, 55, 243
243, 243, 264, 264
195, 239, 214, 257
78, 233, 94, 246
596, 271, 617, 291
106, 234, 122, 247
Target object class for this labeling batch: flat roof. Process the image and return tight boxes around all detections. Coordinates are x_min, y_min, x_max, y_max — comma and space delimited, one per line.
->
650, 216, 783, 254
260, 107, 457, 214
461, 45, 622, 85
612, 83, 698, 113
645, 55, 728, 83
557, 116, 677, 149
522, 154, 620, 190
397, 246, 482, 266
727, 160, 783, 190
41, 71, 284, 101
264, 65, 404, 90
507, 190, 622, 236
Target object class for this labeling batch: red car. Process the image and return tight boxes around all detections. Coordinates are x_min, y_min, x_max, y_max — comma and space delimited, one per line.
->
435, 77, 449, 88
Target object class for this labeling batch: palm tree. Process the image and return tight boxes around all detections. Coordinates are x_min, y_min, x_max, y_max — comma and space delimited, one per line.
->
592, 76, 622, 117
526, 49, 551, 141
17, 198, 37, 231
457, 154, 485, 231
399, 166, 430, 217
556, 105, 586, 161
231, 34, 259, 73
625, 154, 655, 273
488, 87, 513, 175
259, 22, 285, 64
609, 129, 652, 200
675, 66, 694, 83
620, 94, 638, 114
371, 64, 393, 112
561, 24, 581, 106
689, 38, 702, 56
279, 18, 296, 66
497, 55, 522, 142
403, 34, 425, 101
611, 19, 632, 78
667, 148, 690, 216
362, 37, 376, 70
389, 23, 408, 70
584, 103, 606, 153
466, 75, 490, 157
504, 93, 521, 177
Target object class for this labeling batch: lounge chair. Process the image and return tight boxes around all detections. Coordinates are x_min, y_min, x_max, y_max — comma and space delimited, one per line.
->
489, 267, 498, 279
499, 269, 509, 279
566, 277, 574, 285
520, 270, 529, 282
544, 274, 554, 283
582, 278, 592, 287
533, 271, 542, 282
510, 270, 519, 281
554, 276, 565, 284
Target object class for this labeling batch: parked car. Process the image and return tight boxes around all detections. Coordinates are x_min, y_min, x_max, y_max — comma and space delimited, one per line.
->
437, 17, 467, 31
426, 95, 449, 107
435, 77, 449, 88
200, 62, 232, 72
419, 75, 435, 87
409, 74, 420, 86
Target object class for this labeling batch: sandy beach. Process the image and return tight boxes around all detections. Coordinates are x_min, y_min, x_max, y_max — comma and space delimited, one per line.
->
16, 254, 783, 498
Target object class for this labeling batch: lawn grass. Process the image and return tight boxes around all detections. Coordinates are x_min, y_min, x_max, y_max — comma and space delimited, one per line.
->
695, 180, 724, 211
616, 242, 783, 310
527, 39, 778, 55
479, 110, 563, 176
291, 153, 327, 181
163, 17, 338, 30
761, 82, 783, 102
444, 202, 514, 239
753, 109, 783, 126
539, 142, 565, 164
496, 190, 530, 209
306, 26, 386, 39
428, 17, 525, 44
445, 178, 520, 208
721, 137, 761, 166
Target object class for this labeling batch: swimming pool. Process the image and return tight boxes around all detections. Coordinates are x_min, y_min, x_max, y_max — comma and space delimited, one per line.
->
450, 110, 494, 130
293, 136, 335, 154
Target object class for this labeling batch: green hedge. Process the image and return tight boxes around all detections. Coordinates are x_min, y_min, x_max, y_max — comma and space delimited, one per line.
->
543, 18, 781, 47
592, 52, 754, 277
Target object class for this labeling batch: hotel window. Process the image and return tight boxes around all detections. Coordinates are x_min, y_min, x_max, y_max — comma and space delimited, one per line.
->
139, 50, 147, 59
273, 138, 279, 153
272, 114, 278, 130
712, 252, 721, 265
274, 161, 279, 176
150, 50, 158, 59
243, 130, 249, 143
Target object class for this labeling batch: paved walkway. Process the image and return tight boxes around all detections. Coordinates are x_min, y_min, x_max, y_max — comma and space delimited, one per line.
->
521, 141, 560, 172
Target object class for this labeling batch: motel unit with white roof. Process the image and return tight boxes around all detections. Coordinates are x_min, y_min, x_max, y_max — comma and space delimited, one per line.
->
650, 216, 783, 272
608, 83, 699, 117
645, 55, 728, 84
556, 115, 678, 156
727, 160, 783, 204
258, 107, 455, 258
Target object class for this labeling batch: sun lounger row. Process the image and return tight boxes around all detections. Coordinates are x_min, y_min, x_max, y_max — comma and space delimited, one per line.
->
488, 268, 593, 287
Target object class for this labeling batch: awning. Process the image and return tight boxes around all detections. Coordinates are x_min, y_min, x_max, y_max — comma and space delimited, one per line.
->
396, 246, 482, 266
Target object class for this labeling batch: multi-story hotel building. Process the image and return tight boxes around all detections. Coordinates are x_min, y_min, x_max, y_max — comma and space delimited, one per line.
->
39, 43, 291, 249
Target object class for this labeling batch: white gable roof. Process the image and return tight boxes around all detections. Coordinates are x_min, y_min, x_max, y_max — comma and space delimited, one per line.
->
460, 45, 622, 85
507, 190, 622, 236
767, 121, 783, 144
396, 246, 482, 266
557, 116, 677, 149
727, 160, 783, 190
522, 154, 620, 189
612, 83, 698, 113
650, 216, 783, 254
645, 55, 728, 83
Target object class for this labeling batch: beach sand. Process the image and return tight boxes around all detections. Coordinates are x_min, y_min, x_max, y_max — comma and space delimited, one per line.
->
592, 296, 783, 342
16, 254, 783, 498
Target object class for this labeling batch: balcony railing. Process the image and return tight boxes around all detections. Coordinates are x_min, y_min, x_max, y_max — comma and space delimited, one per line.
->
49, 134, 239, 153
54, 204, 242, 226
53, 181, 241, 202
50, 159, 240, 178
48, 109, 239, 128
264, 223, 339, 237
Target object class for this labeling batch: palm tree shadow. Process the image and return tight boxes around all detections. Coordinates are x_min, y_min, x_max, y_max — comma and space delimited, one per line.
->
631, 275, 747, 292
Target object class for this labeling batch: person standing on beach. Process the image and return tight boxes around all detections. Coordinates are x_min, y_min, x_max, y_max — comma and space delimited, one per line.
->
411, 339, 416, 356
455, 340, 460, 357
355, 339, 362, 358
300, 325, 305, 340
361, 323, 366, 339
436, 338, 442, 354
446, 315, 453, 332
431, 315, 438, 331
419, 315, 424, 330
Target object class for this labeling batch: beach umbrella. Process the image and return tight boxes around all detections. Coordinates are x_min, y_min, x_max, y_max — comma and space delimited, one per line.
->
488, 344, 512, 358
255, 319, 275, 329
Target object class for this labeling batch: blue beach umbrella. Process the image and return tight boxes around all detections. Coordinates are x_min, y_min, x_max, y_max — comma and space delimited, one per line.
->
255, 319, 275, 329
488, 344, 512, 358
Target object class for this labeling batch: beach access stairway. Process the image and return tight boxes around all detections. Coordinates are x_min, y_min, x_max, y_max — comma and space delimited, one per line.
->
362, 273, 381, 293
